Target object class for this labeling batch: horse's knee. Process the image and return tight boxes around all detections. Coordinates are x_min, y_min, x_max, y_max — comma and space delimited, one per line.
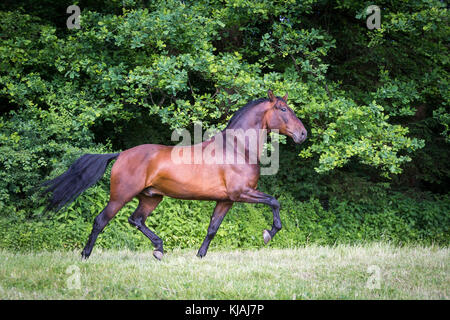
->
128, 216, 137, 227
128, 216, 142, 229
93, 212, 111, 232
270, 197, 280, 210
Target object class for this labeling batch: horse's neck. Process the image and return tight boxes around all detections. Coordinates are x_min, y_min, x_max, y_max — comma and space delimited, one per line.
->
205, 113, 268, 163
224, 107, 268, 132
198, 102, 271, 163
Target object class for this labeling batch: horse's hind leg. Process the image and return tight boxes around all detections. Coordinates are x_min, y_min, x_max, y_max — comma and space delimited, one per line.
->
81, 200, 125, 259
128, 195, 164, 260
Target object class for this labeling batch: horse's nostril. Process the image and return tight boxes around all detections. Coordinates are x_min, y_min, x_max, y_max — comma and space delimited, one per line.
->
301, 130, 307, 140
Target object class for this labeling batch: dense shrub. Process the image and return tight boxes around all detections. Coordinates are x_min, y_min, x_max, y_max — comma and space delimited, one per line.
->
1, 191, 447, 252
0, 1, 448, 250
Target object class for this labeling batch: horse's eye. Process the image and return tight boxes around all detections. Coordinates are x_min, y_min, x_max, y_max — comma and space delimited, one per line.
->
281, 107, 286, 112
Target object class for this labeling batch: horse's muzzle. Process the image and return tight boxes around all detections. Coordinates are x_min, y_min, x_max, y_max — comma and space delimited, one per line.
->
292, 129, 307, 144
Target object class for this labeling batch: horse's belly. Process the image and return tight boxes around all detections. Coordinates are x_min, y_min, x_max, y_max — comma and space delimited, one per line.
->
149, 164, 228, 200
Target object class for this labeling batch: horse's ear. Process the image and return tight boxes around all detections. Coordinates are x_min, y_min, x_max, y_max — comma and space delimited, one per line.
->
283, 93, 288, 102
268, 90, 276, 102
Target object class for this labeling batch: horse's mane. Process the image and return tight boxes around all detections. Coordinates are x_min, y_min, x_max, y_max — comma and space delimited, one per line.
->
225, 98, 268, 129
225, 96, 287, 129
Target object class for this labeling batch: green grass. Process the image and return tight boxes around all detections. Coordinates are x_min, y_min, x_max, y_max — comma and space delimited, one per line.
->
0, 243, 448, 299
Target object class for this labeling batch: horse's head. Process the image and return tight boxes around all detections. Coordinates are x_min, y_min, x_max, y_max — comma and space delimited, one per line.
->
264, 90, 307, 144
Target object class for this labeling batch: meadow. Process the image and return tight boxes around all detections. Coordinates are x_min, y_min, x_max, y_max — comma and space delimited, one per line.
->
1, 243, 448, 300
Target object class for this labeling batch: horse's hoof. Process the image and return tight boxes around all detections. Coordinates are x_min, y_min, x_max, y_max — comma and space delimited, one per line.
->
263, 230, 271, 244
153, 250, 163, 261
81, 251, 90, 260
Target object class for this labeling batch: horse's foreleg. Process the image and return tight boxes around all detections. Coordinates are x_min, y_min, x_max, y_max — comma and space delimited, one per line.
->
128, 195, 164, 260
233, 189, 281, 244
197, 201, 233, 258
81, 200, 125, 259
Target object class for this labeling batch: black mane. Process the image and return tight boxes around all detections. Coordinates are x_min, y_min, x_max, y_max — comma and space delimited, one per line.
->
225, 98, 268, 129
225, 96, 287, 129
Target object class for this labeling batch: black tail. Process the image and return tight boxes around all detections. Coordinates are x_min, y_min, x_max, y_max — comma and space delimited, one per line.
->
42, 153, 120, 212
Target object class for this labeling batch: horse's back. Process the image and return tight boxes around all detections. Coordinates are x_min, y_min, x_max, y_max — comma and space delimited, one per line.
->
110, 143, 259, 201
147, 146, 229, 200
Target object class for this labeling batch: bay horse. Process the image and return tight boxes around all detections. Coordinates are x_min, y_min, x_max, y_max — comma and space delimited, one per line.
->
43, 90, 307, 260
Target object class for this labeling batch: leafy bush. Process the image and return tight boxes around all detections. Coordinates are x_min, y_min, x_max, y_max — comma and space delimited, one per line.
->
1, 191, 447, 252
0, 1, 448, 250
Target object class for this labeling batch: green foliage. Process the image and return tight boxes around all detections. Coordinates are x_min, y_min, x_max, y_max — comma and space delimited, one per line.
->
1, 192, 448, 251
0, 105, 103, 211
0, 1, 448, 250
298, 97, 424, 176
433, 107, 450, 143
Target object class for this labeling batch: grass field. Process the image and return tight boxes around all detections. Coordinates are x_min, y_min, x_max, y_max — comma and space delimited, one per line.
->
0, 243, 448, 299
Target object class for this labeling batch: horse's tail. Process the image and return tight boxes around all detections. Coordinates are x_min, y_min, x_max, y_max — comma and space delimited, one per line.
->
42, 153, 120, 212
